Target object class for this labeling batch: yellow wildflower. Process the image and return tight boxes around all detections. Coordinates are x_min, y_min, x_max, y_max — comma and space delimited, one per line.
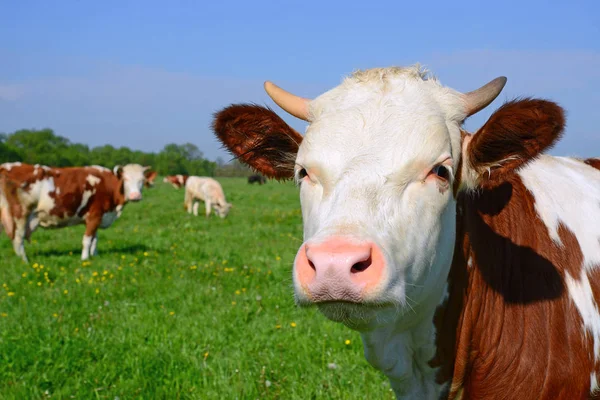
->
7, 292, 15, 297
63, 290, 68, 295
0, 313, 7, 317
169, 311, 175, 316
290, 322, 297, 328
345, 339, 351, 345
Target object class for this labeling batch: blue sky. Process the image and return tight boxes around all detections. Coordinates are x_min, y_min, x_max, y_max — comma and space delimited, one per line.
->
0, 0, 598, 160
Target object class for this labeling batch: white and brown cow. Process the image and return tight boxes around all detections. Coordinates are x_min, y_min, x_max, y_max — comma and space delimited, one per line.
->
213, 66, 600, 399
184, 176, 231, 218
0, 162, 151, 261
163, 174, 188, 189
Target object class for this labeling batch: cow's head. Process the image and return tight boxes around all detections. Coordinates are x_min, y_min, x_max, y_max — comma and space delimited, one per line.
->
163, 175, 187, 189
114, 164, 152, 201
213, 66, 564, 331
214, 202, 232, 219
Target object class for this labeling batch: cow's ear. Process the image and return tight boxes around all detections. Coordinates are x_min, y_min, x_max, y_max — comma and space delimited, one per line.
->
460, 98, 565, 189
212, 104, 303, 179
145, 169, 157, 180
113, 165, 123, 179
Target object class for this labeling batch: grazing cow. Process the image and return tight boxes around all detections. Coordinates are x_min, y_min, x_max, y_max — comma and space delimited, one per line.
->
144, 170, 158, 187
163, 174, 188, 189
213, 66, 600, 399
184, 176, 231, 218
0, 162, 151, 261
247, 174, 267, 185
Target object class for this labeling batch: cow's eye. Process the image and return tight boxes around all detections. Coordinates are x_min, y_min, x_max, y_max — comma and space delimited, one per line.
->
297, 168, 308, 180
431, 165, 450, 181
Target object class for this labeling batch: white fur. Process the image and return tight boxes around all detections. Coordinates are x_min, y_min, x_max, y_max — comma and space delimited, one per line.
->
0, 162, 22, 171
91, 165, 110, 172
565, 271, 600, 362
82, 235, 93, 260
86, 174, 101, 186
519, 155, 600, 269
592, 372, 599, 395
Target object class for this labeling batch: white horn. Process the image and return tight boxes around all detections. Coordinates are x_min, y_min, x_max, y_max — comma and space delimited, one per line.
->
264, 81, 310, 121
463, 76, 507, 117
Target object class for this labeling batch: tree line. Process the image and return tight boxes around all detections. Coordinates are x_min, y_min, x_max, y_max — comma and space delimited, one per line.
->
0, 128, 221, 176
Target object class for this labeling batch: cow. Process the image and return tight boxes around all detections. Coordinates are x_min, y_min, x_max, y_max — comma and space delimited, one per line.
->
163, 174, 188, 189
212, 65, 600, 399
184, 176, 231, 218
0, 162, 151, 261
144, 170, 158, 188
248, 174, 267, 185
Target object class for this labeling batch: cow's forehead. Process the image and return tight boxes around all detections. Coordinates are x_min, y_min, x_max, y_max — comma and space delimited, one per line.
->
122, 164, 146, 178
299, 67, 464, 174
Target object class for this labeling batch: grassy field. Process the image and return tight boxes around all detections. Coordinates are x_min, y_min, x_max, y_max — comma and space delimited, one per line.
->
0, 178, 393, 399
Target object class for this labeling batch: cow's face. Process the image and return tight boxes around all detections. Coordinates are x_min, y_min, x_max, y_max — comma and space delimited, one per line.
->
213, 65, 563, 332
292, 69, 465, 328
214, 202, 232, 218
115, 164, 151, 201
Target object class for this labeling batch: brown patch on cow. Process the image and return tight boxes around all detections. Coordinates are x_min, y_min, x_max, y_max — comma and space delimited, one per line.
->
212, 104, 303, 179
431, 172, 599, 399
467, 99, 565, 187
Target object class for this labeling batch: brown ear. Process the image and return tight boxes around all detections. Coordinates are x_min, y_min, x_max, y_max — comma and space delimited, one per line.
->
145, 170, 157, 180
212, 104, 303, 179
464, 98, 565, 187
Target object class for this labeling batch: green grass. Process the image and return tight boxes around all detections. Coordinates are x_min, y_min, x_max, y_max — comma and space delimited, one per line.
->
0, 178, 393, 399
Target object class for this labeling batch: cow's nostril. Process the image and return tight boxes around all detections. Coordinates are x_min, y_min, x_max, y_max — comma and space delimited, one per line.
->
351, 256, 372, 273
308, 259, 316, 271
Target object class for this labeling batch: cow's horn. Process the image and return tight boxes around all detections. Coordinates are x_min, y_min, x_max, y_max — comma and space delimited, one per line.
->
264, 81, 310, 121
463, 76, 507, 117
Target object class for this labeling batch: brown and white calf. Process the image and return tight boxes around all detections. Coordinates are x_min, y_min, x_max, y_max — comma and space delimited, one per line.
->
184, 176, 231, 218
163, 174, 188, 189
0, 162, 151, 261
213, 66, 600, 399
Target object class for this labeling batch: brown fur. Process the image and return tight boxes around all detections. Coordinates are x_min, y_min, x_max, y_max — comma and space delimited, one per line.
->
212, 104, 303, 179
432, 174, 600, 399
467, 99, 565, 187
144, 170, 158, 187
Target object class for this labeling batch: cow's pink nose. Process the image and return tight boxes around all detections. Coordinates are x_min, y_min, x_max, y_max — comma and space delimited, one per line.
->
294, 237, 385, 302
129, 192, 142, 201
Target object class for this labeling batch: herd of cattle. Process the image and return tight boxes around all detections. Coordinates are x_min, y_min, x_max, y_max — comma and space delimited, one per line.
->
0, 162, 254, 262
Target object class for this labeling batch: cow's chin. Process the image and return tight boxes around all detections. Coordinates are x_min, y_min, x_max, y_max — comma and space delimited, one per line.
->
309, 301, 397, 331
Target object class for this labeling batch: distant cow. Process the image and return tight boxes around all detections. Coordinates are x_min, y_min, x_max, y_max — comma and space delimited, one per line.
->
0, 162, 151, 261
213, 65, 600, 398
247, 174, 266, 185
163, 175, 188, 189
184, 176, 231, 218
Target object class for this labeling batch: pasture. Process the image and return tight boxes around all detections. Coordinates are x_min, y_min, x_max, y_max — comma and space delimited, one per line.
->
0, 178, 392, 399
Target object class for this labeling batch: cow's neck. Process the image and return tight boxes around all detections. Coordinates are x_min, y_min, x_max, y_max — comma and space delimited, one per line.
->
360, 285, 450, 399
